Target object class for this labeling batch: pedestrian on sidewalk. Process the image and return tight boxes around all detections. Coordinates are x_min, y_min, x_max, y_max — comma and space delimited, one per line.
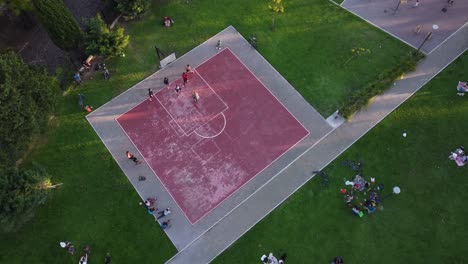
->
185, 64, 193, 73
412, 0, 420, 8
126, 151, 142, 164
182, 72, 188, 85
192, 92, 200, 103
175, 85, 182, 96
161, 220, 171, 229
157, 208, 171, 219
216, 40, 222, 50
148, 88, 154, 101
164, 77, 169, 85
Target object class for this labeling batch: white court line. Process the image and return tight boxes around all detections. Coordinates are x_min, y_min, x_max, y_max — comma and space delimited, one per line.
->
191, 139, 221, 163
193, 112, 227, 139
153, 71, 229, 137
114, 110, 199, 225
428, 21, 468, 55
222, 48, 313, 133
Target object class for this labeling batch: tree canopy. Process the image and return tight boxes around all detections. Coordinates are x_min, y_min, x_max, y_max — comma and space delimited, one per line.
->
0, 0, 32, 15
83, 15, 129, 58
115, 0, 150, 20
0, 166, 51, 232
32, 0, 81, 50
0, 51, 59, 167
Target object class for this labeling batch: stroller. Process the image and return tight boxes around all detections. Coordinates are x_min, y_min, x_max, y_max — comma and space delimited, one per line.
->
449, 146, 467, 167
457, 81, 468, 96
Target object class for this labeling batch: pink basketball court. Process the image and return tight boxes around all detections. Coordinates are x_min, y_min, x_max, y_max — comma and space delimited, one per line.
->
117, 49, 309, 224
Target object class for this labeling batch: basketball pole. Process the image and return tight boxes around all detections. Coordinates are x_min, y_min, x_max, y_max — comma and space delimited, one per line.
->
417, 31, 432, 52
154, 45, 166, 60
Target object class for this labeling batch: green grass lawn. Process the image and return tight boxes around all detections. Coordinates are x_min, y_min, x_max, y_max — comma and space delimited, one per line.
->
0, 0, 419, 263
214, 52, 468, 263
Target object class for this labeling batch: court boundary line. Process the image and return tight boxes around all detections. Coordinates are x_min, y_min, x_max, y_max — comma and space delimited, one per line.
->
193, 112, 227, 139
219, 48, 312, 134
175, 48, 314, 225
115, 45, 314, 225
165, 125, 336, 262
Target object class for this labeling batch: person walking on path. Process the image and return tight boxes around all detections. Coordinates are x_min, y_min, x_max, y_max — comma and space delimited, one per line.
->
182, 72, 188, 85
175, 85, 182, 96
157, 208, 171, 219
164, 77, 169, 85
412, 0, 420, 8
216, 40, 222, 50
126, 151, 142, 164
192, 91, 200, 103
104, 252, 111, 264
185, 64, 193, 73
148, 88, 154, 101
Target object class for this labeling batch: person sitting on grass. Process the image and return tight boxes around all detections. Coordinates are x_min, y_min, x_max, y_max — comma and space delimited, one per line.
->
457, 82, 468, 96
163, 16, 174, 27
363, 199, 376, 213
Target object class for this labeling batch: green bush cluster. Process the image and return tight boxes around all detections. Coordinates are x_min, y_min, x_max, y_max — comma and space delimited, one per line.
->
339, 51, 425, 119
83, 15, 130, 58
115, 0, 150, 20
268, 0, 285, 13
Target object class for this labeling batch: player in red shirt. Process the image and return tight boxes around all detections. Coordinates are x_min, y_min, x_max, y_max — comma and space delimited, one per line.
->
182, 72, 188, 85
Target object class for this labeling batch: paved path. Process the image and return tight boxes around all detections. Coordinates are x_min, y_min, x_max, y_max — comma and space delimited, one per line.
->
341, 0, 468, 53
165, 21, 468, 264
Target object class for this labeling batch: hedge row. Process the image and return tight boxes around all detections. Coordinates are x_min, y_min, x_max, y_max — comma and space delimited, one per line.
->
339, 51, 425, 119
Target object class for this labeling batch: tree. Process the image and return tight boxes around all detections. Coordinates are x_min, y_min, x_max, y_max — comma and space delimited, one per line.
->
83, 15, 129, 58
0, 51, 59, 167
115, 0, 150, 20
0, 166, 51, 232
0, 0, 32, 15
32, 0, 81, 50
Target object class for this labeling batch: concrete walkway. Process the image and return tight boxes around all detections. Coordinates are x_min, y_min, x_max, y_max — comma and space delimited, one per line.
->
165, 22, 468, 264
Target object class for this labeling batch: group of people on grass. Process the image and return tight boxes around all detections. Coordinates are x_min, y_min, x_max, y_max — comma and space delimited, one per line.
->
60, 242, 111, 264
341, 174, 382, 217
261, 253, 286, 264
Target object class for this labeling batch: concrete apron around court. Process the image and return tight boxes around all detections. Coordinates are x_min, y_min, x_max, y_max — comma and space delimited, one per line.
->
165, 24, 468, 264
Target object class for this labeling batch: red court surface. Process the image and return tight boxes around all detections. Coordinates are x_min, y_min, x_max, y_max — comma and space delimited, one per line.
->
117, 49, 309, 224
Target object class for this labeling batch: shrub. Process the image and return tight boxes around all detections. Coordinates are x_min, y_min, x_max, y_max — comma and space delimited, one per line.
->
83, 15, 130, 58
269, 0, 285, 13
338, 51, 425, 119
33, 0, 82, 50
115, 0, 150, 20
